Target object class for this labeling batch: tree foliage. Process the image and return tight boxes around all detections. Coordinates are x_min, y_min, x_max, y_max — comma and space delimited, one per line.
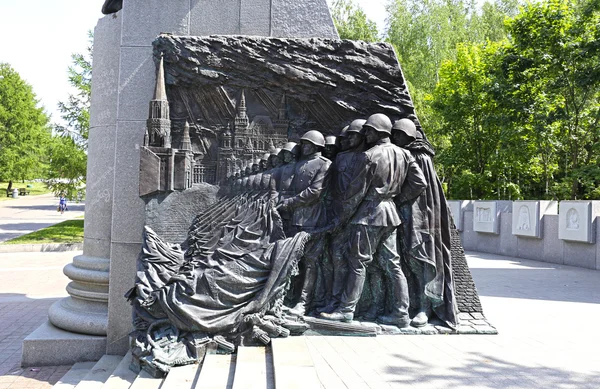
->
0, 63, 52, 188
330, 0, 379, 42
55, 30, 92, 146
47, 32, 92, 200
433, 0, 600, 200
332, 0, 600, 200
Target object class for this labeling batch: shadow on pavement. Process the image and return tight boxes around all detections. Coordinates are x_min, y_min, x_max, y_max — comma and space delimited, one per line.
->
387, 351, 600, 389
469, 267, 600, 305
0, 293, 72, 383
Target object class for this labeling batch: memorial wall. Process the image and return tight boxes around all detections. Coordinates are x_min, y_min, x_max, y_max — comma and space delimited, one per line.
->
449, 200, 600, 270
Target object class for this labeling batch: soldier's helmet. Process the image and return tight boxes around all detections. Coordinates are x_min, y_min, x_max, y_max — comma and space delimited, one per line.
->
261, 153, 270, 161
363, 113, 393, 134
271, 148, 282, 156
325, 136, 337, 146
282, 141, 300, 156
347, 119, 367, 135
392, 118, 418, 140
300, 130, 326, 147
339, 125, 350, 138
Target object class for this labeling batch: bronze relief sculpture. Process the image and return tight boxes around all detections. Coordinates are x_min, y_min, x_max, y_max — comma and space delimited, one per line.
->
131, 35, 493, 376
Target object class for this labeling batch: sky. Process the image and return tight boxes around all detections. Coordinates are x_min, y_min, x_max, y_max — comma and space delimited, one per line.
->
0, 0, 387, 126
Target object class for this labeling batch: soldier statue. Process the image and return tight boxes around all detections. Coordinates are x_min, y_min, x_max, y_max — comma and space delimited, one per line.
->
320, 119, 368, 313
270, 142, 299, 235
260, 150, 280, 190
321, 114, 427, 328
323, 135, 339, 161
277, 131, 331, 315
392, 119, 458, 328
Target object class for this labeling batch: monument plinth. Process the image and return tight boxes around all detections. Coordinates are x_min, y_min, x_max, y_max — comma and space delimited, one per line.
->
23, 0, 338, 366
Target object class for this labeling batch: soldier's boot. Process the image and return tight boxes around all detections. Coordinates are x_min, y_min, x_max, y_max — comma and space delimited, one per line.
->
289, 265, 317, 316
377, 314, 410, 328
377, 261, 410, 329
411, 299, 432, 328
320, 311, 353, 322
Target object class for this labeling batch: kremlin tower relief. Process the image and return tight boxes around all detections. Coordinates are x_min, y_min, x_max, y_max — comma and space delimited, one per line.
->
217, 91, 289, 181
140, 53, 290, 196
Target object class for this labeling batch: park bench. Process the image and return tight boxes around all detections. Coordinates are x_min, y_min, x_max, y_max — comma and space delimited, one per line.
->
19, 188, 30, 196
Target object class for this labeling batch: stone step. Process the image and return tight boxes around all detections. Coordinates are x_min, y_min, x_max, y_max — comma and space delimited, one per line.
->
100, 352, 138, 389
74, 355, 123, 389
161, 364, 201, 389
53, 362, 97, 389
128, 369, 164, 389
51, 337, 324, 389
271, 337, 322, 389
195, 353, 236, 389
231, 346, 273, 389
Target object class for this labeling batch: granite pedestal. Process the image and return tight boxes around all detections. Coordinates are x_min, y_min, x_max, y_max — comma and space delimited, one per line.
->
23, 0, 338, 363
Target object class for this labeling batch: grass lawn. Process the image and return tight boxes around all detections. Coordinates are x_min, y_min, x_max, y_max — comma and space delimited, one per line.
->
2, 219, 84, 245
0, 181, 51, 201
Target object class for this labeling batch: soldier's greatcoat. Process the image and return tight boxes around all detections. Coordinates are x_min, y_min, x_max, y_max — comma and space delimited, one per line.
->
285, 153, 331, 229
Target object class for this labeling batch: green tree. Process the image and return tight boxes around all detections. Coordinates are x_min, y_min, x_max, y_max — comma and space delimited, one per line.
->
503, 0, 600, 199
430, 0, 600, 200
330, 0, 379, 42
47, 136, 88, 200
385, 0, 518, 168
55, 31, 92, 146
47, 32, 92, 199
0, 63, 52, 190
433, 42, 526, 199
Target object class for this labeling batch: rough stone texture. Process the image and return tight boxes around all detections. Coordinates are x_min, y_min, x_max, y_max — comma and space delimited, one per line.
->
145, 184, 219, 244
106, 242, 140, 355
563, 241, 597, 269
499, 213, 518, 257
516, 234, 546, 262
90, 17, 122, 129
451, 227, 484, 315
541, 215, 564, 264
271, 0, 338, 39
22, 321, 106, 366
116, 47, 157, 122
154, 35, 422, 135
190, 0, 241, 35
461, 210, 476, 250
597, 223, 600, 270
110, 121, 147, 244
121, 0, 190, 47
84, 126, 117, 259
447, 200, 463, 231
240, 0, 271, 36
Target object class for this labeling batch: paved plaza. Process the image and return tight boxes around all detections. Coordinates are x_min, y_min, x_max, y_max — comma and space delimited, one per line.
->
0, 249, 599, 388
0, 194, 85, 243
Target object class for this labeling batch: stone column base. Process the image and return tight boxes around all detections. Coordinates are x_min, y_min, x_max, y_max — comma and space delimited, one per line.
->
22, 321, 107, 366
48, 255, 110, 336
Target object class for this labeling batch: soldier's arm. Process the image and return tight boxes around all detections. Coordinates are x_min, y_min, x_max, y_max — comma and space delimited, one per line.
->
284, 160, 331, 209
396, 156, 427, 204
269, 169, 280, 200
336, 153, 375, 224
